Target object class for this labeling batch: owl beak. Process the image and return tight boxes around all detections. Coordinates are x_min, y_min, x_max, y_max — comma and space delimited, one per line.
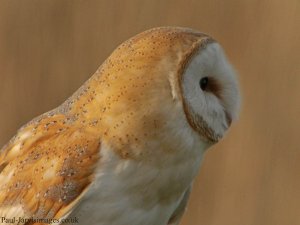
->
225, 111, 232, 127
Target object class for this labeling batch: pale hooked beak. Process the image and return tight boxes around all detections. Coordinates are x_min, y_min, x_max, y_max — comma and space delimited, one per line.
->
225, 110, 232, 127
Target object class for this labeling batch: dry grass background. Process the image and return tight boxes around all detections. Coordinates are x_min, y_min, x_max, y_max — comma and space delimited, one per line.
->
0, 0, 299, 225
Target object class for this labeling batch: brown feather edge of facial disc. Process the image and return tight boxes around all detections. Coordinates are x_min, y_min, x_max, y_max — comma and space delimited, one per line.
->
177, 37, 221, 144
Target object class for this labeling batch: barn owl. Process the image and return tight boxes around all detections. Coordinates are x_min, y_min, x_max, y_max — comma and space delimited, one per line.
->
0, 27, 240, 225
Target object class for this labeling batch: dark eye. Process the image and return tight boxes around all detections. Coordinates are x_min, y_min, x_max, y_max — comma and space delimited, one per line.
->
199, 77, 209, 91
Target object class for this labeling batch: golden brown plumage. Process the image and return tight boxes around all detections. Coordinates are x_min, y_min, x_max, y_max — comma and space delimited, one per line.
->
0, 27, 239, 225
0, 114, 100, 221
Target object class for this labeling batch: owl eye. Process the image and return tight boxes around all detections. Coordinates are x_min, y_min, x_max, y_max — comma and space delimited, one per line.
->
199, 77, 209, 91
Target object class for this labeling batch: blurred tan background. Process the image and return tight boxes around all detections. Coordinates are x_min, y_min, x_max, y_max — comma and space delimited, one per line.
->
0, 0, 299, 224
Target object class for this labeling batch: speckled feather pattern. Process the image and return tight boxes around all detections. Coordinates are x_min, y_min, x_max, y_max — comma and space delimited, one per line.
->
0, 115, 100, 220
0, 27, 227, 225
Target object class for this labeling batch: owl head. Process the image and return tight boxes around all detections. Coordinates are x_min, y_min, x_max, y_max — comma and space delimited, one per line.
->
73, 27, 240, 155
